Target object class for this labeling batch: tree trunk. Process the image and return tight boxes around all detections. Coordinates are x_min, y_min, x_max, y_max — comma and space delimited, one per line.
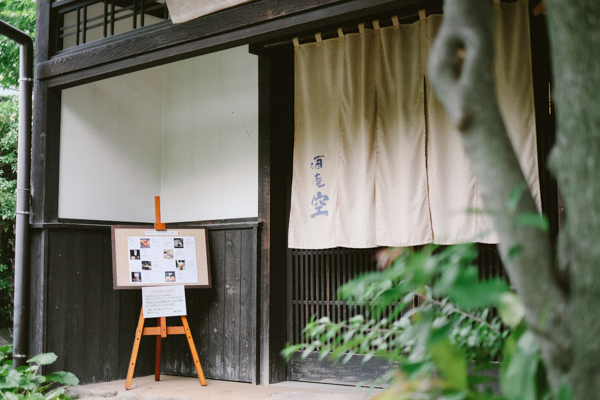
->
544, 0, 600, 398
426, 0, 587, 396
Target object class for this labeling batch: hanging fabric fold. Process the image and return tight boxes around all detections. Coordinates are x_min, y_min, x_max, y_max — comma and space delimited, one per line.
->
424, 12, 484, 244
425, 0, 540, 244
375, 16, 431, 246
289, 18, 428, 249
289, 0, 541, 249
288, 31, 344, 249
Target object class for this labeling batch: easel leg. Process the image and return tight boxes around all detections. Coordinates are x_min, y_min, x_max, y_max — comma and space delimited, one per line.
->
155, 317, 165, 381
126, 308, 146, 390
181, 316, 206, 386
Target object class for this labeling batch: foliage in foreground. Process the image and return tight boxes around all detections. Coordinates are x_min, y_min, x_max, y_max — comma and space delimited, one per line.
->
284, 244, 572, 400
0, 344, 79, 400
0, 0, 36, 329
0, 0, 36, 90
0, 96, 17, 327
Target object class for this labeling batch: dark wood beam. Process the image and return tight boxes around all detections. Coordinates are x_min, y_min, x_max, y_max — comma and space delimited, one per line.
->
38, 0, 427, 87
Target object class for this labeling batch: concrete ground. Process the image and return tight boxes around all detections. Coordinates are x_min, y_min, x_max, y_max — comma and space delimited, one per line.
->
67, 375, 383, 400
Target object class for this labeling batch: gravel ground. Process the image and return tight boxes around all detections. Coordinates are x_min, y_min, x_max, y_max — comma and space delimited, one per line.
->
64, 377, 375, 400
67, 387, 196, 400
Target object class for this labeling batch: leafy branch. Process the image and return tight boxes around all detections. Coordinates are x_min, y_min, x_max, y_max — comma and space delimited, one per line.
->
0, 345, 78, 400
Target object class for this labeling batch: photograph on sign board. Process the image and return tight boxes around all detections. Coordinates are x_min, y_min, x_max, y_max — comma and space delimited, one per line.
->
131, 272, 142, 283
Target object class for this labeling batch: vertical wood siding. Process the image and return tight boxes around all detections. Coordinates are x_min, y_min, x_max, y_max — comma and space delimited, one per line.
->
43, 225, 258, 384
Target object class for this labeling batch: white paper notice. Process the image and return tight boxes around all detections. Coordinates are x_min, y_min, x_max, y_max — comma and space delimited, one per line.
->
127, 236, 199, 285
142, 285, 187, 318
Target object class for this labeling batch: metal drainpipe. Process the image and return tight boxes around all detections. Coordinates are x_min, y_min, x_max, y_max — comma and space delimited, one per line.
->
0, 20, 33, 369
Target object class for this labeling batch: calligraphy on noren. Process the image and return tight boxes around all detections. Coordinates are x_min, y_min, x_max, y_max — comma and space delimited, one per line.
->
310, 155, 330, 218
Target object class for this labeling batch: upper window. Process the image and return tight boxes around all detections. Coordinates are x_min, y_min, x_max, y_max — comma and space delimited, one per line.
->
53, 0, 170, 53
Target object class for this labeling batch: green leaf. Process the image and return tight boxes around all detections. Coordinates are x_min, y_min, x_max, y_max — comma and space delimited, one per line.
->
43, 388, 65, 400
507, 245, 523, 261
498, 292, 525, 328
48, 372, 79, 386
399, 361, 428, 378
447, 268, 509, 309
18, 373, 45, 387
281, 343, 304, 361
501, 331, 539, 400
0, 345, 12, 356
444, 393, 468, 400
3, 392, 24, 400
515, 213, 549, 232
502, 323, 525, 373
29, 393, 45, 400
27, 353, 58, 366
467, 374, 495, 385
506, 184, 527, 213
427, 337, 468, 391
0, 374, 19, 389
433, 264, 460, 298
348, 315, 365, 324
558, 381, 573, 400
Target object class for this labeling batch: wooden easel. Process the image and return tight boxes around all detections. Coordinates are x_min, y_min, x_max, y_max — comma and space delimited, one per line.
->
125, 309, 206, 389
125, 197, 207, 390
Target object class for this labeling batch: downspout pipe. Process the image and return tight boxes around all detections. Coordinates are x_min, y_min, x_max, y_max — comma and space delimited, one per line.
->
0, 20, 33, 369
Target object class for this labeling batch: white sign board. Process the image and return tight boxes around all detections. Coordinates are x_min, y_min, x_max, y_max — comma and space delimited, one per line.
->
142, 285, 187, 318
112, 226, 211, 290
128, 235, 199, 285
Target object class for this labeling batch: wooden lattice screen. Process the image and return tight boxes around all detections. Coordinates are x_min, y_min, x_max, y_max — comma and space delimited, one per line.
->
289, 244, 508, 346
53, 0, 170, 53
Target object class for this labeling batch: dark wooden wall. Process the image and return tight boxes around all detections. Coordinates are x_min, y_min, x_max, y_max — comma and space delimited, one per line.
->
41, 224, 258, 384
161, 226, 258, 383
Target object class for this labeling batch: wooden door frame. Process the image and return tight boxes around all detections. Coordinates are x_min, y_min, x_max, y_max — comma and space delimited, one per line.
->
257, 46, 295, 384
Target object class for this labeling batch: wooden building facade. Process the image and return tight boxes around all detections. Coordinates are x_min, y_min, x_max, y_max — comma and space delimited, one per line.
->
28, 0, 557, 386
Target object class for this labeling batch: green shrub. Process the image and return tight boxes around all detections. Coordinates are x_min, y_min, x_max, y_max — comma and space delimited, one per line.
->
0, 344, 79, 400
0, 96, 17, 328
284, 243, 569, 400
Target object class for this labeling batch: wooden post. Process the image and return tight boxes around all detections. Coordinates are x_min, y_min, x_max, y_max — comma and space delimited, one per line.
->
154, 196, 166, 231
154, 318, 162, 381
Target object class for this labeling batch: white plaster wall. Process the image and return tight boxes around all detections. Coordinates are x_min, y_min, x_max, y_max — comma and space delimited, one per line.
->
58, 46, 258, 223
59, 67, 163, 223
160, 46, 259, 222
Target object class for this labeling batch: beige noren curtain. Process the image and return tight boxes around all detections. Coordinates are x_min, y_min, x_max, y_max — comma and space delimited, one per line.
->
288, 0, 540, 249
